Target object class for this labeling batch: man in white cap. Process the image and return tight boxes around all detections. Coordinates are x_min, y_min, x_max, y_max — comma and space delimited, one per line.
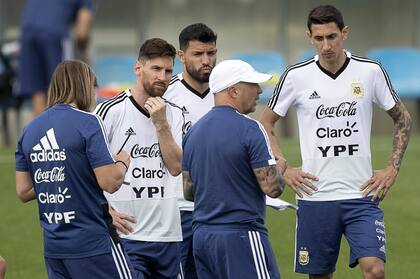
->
182, 59, 285, 279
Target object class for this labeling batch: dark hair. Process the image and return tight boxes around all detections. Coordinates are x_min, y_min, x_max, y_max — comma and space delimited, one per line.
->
307, 5, 345, 32
179, 23, 217, 50
138, 38, 176, 61
47, 60, 97, 112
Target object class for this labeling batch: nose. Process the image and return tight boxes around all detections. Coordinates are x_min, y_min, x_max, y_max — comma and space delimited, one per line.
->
256, 85, 263, 95
322, 38, 331, 51
202, 53, 210, 65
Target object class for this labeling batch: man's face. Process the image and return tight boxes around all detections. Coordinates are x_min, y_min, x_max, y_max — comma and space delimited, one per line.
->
308, 22, 348, 65
235, 82, 262, 115
136, 56, 174, 97
179, 40, 217, 82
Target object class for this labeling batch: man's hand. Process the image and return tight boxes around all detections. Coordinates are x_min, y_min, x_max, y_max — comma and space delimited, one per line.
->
360, 165, 398, 202
284, 167, 318, 198
145, 97, 168, 129
109, 207, 136, 235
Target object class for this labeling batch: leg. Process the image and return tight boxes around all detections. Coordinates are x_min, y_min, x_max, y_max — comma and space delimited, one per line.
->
342, 198, 386, 279
148, 242, 181, 279
32, 91, 47, 116
0, 256, 6, 279
358, 257, 385, 279
295, 200, 342, 276
179, 211, 197, 279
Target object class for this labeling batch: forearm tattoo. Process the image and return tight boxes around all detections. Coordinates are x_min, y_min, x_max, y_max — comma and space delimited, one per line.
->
182, 171, 194, 201
254, 165, 285, 197
387, 101, 412, 170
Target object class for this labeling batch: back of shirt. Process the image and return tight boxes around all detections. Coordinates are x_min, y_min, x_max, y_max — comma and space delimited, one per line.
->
15, 104, 114, 259
182, 106, 276, 232
21, 0, 93, 37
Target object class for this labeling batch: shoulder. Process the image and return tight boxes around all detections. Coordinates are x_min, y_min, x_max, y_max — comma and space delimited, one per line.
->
94, 90, 129, 120
282, 58, 316, 79
350, 53, 383, 71
164, 74, 183, 98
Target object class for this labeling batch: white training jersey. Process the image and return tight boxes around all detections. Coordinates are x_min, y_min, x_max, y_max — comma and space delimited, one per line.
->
164, 73, 214, 211
94, 89, 183, 242
268, 51, 398, 201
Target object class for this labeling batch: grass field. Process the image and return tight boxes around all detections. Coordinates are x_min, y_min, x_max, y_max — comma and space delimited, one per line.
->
0, 135, 419, 278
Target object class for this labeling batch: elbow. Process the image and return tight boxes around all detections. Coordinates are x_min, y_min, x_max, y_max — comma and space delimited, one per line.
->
265, 177, 285, 198
98, 176, 124, 194
168, 163, 181, 176
16, 190, 33, 203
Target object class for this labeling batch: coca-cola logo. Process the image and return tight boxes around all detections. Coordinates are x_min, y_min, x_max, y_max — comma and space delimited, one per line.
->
131, 143, 161, 159
316, 101, 357, 119
34, 167, 65, 183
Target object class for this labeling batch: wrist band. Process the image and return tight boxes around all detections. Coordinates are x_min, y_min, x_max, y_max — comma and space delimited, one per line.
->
115, 160, 128, 171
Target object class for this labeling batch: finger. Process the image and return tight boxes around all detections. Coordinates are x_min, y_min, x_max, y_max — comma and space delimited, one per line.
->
299, 179, 318, 191
121, 214, 136, 224
297, 183, 314, 196
114, 220, 132, 235
371, 186, 382, 202
287, 184, 303, 198
359, 178, 373, 191
301, 172, 319, 181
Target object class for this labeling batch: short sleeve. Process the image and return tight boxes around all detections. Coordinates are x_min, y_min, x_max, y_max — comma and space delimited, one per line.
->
267, 70, 296, 117
170, 106, 184, 148
79, 0, 94, 10
15, 133, 29, 172
84, 115, 114, 169
181, 131, 191, 172
373, 64, 399, 111
244, 121, 276, 169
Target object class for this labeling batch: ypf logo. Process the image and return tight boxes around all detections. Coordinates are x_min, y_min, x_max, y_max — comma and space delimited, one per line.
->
30, 128, 66, 163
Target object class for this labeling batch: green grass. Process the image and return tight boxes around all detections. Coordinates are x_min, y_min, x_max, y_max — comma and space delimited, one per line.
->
1, 135, 419, 278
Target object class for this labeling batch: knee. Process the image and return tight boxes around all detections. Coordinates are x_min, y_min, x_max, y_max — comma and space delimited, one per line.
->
363, 264, 385, 279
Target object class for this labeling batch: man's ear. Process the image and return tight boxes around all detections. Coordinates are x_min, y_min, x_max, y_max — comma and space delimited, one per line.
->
342, 25, 349, 41
306, 30, 313, 44
227, 86, 239, 99
134, 59, 143, 76
178, 50, 185, 64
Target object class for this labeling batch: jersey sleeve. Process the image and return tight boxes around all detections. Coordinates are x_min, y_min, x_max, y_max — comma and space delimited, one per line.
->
169, 106, 184, 148
244, 121, 276, 169
93, 102, 115, 143
373, 63, 399, 111
267, 70, 296, 117
15, 131, 29, 172
83, 115, 114, 169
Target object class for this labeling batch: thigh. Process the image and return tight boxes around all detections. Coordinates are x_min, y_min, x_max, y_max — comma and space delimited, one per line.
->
44, 258, 71, 279
180, 211, 197, 279
18, 31, 45, 95
342, 198, 386, 268
38, 32, 63, 85
295, 200, 342, 275
194, 228, 280, 279
122, 239, 180, 279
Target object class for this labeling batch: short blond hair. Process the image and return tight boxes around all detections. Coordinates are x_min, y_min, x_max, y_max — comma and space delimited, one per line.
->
47, 60, 97, 112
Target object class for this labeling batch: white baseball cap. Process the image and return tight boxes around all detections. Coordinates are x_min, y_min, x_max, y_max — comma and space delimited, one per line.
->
209, 59, 272, 94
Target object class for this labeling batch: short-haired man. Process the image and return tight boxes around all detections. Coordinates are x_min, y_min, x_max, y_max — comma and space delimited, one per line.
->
95, 38, 184, 279
163, 22, 217, 279
183, 60, 285, 279
260, 5, 412, 279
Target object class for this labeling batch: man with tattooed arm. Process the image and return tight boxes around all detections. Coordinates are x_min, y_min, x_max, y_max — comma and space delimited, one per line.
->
260, 5, 412, 279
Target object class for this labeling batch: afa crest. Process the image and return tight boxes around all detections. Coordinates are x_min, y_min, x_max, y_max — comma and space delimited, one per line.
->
298, 248, 309, 266
351, 81, 364, 98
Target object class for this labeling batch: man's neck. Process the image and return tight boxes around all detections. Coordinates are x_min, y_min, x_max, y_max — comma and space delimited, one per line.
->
183, 72, 209, 94
318, 50, 347, 74
131, 84, 149, 107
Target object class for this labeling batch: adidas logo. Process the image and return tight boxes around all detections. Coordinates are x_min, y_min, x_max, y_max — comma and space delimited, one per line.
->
30, 128, 66, 163
309, 91, 320, 99
125, 127, 136, 136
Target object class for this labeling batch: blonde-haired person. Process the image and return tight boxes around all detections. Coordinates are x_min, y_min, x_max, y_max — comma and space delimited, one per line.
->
15, 60, 133, 279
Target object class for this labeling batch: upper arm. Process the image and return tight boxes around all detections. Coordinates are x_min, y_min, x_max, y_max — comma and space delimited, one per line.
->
182, 170, 194, 202
260, 106, 280, 132
373, 64, 399, 110
386, 101, 411, 124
